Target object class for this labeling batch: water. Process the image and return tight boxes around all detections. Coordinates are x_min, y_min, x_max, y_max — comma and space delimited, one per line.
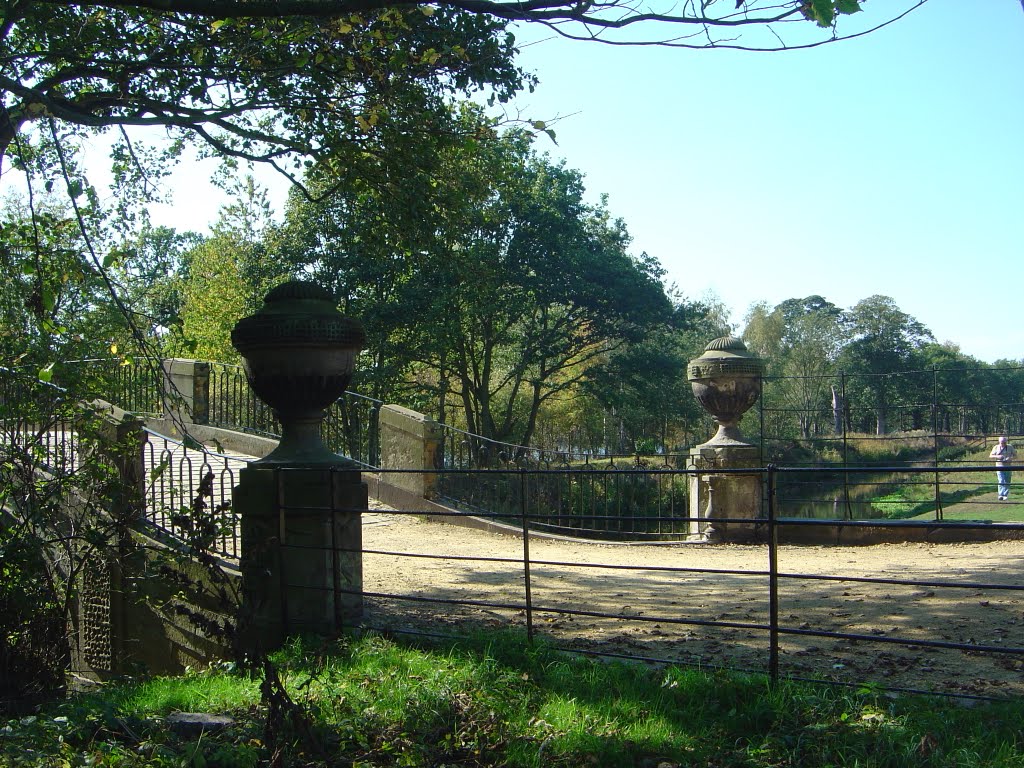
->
774, 473, 926, 520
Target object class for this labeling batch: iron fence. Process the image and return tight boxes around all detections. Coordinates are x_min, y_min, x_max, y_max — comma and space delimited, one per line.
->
12, 380, 1024, 698
50, 356, 1024, 480
0, 367, 83, 477
107, 359, 163, 417
439, 465, 689, 540
438, 420, 688, 470
759, 367, 1024, 463
280, 463, 1024, 700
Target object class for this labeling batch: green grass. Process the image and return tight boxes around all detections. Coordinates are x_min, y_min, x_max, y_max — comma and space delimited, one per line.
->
858, 444, 1024, 522
5, 631, 1024, 767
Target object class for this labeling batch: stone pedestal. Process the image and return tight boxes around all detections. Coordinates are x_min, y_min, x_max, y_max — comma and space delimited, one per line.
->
161, 359, 210, 425
235, 465, 365, 655
687, 445, 762, 543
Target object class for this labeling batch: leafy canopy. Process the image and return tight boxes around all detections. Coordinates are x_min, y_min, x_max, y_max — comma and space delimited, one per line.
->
2, 2, 529, 186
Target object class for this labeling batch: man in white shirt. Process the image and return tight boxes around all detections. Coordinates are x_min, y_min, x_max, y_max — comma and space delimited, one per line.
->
989, 436, 1016, 501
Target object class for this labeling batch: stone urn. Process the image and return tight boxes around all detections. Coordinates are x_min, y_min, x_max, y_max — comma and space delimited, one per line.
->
231, 280, 366, 465
687, 336, 763, 448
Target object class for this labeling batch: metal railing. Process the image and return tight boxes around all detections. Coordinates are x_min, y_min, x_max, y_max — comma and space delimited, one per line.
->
141, 428, 251, 561
331, 464, 1024, 699
208, 362, 279, 437
12, 370, 1024, 697
46, 356, 1024, 477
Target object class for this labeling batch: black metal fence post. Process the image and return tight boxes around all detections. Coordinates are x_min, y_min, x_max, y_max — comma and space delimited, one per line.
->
767, 463, 779, 683
520, 467, 534, 642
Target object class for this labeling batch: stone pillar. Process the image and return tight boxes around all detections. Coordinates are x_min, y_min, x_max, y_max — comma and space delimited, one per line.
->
687, 445, 762, 543
71, 407, 148, 682
161, 359, 210, 425
235, 465, 365, 654
379, 405, 443, 499
229, 280, 367, 654
686, 337, 765, 543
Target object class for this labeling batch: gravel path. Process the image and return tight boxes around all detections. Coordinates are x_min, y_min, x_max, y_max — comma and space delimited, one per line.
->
361, 511, 1024, 698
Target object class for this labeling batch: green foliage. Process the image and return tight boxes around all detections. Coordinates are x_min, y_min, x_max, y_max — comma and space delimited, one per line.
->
167, 234, 252, 363
0, 527, 68, 714
2, 3, 529, 175
803, 0, 863, 27
0, 369, 141, 712
582, 296, 720, 454
745, 294, 1024, 446
0, 195, 116, 365
116, 666, 260, 714
838, 296, 935, 436
870, 489, 928, 518
443, 463, 688, 538
168, 185, 293, 363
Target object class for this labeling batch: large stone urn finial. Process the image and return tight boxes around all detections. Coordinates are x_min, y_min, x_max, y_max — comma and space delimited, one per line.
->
688, 336, 763, 448
231, 280, 366, 465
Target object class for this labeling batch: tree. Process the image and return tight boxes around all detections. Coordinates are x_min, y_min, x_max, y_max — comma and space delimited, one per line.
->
838, 295, 933, 435
439, 152, 673, 448
275, 167, 438, 403
0, 193, 120, 365
742, 301, 785, 365
584, 297, 721, 454
280, 112, 674, 446
918, 342, 997, 436
2, 0, 538, 374
107, 224, 203, 345
170, 180, 286, 361
2, 0, 933, 374
1, 0, 935, 192
744, 295, 846, 439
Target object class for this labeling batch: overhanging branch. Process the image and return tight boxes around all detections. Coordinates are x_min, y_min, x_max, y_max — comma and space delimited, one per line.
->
27, 0, 932, 48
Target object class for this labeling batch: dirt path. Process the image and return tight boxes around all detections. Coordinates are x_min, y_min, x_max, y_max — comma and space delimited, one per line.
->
360, 511, 1024, 698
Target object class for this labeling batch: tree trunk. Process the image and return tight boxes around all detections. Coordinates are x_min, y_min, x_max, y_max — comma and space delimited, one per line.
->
0, 104, 23, 169
831, 386, 843, 436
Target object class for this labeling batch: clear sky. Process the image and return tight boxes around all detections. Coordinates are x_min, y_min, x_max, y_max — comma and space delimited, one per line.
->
138, 0, 1023, 362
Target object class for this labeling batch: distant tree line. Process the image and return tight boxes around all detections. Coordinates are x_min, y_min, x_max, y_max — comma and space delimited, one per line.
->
743, 295, 1024, 442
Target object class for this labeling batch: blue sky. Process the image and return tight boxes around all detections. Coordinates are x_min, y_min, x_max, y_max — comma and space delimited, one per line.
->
139, 0, 1022, 362
498, 0, 1024, 362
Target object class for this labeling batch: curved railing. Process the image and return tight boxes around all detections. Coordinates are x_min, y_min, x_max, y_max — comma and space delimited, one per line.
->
141, 427, 250, 561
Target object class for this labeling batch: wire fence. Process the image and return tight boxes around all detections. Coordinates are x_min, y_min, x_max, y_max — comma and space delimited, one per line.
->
10, 393, 1024, 699
13, 357, 1024, 698
759, 367, 1024, 464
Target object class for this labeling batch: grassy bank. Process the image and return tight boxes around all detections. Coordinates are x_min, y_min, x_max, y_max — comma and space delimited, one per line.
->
4, 631, 1024, 767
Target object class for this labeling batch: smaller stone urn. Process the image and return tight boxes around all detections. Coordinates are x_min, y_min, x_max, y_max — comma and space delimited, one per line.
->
687, 336, 763, 448
231, 280, 366, 465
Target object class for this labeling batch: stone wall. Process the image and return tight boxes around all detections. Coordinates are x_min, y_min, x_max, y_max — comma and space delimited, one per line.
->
69, 529, 239, 684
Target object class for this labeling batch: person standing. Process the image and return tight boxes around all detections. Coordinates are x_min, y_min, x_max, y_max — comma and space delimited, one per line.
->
989, 436, 1016, 500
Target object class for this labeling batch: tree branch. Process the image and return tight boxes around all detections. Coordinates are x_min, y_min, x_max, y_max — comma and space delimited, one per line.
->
29, 0, 931, 48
